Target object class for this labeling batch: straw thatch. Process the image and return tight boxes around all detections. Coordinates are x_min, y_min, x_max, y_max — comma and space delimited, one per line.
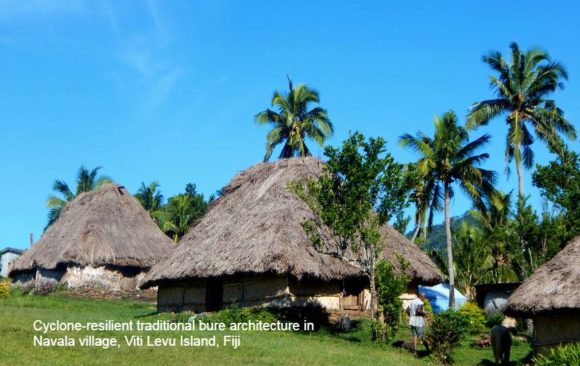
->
10, 184, 173, 275
142, 157, 441, 288
505, 235, 580, 317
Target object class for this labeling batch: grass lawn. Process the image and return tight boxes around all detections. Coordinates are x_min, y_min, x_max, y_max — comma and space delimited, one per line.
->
0, 293, 531, 366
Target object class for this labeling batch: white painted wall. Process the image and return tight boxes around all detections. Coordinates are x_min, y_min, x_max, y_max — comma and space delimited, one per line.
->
0, 252, 21, 277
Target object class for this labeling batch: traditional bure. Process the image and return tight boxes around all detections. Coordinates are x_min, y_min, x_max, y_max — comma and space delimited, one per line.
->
9, 184, 173, 290
505, 235, 580, 355
141, 157, 442, 312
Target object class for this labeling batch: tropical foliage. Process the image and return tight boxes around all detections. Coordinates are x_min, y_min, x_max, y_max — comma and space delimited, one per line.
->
46, 166, 112, 228
135, 182, 208, 242
135, 182, 163, 214
291, 131, 409, 341
256, 77, 333, 161
400, 111, 495, 308
467, 42, 576, 200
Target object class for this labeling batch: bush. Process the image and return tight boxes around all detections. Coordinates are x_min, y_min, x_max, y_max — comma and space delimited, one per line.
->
0, 279, 10, 299
375, 258, 410, 342
459, 301, 486, 332
31, 279, 59, 296
203, 304, 278, 325
533, 343, 580, 366
485, 312, 504, 328
427, 310, 469, 364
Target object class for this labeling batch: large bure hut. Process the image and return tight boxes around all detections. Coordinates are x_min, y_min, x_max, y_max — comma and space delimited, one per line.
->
142, 157, 442, 312
10, 184, 173, 290
505, 235, 580, 354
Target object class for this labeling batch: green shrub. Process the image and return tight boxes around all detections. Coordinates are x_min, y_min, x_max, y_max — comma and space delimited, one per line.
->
459, 301, 486, 332
0, 279, 10, 299
375, 259, 410, 342
533, 342, 580, 366
485, 312, 504, 328
426, 310, 469, 364
204, 305, 278, 324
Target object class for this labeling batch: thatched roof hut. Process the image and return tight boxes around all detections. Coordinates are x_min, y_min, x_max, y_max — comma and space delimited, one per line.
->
10, 184, 173, 290
505, 235, 580, 354
506, 235, 580, 316
142, 157, 441, 312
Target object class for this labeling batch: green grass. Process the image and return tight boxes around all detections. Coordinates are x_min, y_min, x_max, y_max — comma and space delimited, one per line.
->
0, 293, 531, 366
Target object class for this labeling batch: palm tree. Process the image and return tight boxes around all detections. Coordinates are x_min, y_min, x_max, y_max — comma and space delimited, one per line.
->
453, 221, 493, 300
400, 111, 496, 308
467, 42, 576, 201
46, 166, 112, 228
255, 77, 334, 161
408, 166, 442, 243
135, 181, 163, 214
154, 184, 208, 242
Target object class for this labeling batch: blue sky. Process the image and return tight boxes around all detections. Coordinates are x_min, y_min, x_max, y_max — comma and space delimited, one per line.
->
1, 1, 579, 250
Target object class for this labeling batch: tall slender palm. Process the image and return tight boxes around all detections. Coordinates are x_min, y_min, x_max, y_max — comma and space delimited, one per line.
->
400, 111, 496, 308
135, 181, 163, 214
467, 42, 576, 201
46, 166, 112, 228
255, 77, 333, 161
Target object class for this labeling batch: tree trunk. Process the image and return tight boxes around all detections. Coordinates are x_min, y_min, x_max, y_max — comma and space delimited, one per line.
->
369, 252, 379, 340
444, 183, 456, 310
410, 224, 421, 243
515, 148, 525, 202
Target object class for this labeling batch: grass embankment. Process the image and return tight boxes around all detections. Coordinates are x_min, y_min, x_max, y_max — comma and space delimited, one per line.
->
0, 293, 530, 366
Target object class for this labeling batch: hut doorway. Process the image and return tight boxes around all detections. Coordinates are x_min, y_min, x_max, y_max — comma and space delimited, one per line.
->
341, 278, 363, 310
205, 278, 223, 311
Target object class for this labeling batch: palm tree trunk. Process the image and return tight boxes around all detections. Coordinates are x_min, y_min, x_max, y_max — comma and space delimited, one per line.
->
444, 183, 456, 309
515, 147, 525, 202
410, 224, 421, 243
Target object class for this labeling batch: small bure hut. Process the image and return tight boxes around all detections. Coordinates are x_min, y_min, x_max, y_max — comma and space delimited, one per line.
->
10, 184, 173, 290
505, 235, 580, 354
142, 158, 442, 312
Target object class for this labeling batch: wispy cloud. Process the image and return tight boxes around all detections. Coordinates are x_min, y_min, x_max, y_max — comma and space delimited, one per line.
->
112, 0, 183, 107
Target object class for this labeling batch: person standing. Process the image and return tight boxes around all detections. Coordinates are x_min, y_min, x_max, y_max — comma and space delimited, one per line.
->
406, 292, 430, 355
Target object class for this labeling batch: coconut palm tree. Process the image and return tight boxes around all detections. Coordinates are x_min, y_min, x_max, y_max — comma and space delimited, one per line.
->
255, 77, 333, 161
467, 42, 576, 201
135, 181, 163, 214
46, 166, 112, 228
400, 111, 496, 308
408, 166, 442, 243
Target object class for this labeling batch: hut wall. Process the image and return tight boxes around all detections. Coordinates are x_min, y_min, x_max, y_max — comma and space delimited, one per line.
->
157, 281, 206, 312
156, 275, 369, 312
288, 278, 342, 310
223, 274, 287, 304
534, 314, 580, 355
11, 265, 146, 291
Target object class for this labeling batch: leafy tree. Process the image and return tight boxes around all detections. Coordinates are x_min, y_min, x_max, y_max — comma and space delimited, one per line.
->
467, 42, 576, 201
135, 181, 163, 214
292, 132, 408, 340
46, 166, 112, 228
400, 111, 496, 308
533, 144, 580, 240
255, 77, 333, 161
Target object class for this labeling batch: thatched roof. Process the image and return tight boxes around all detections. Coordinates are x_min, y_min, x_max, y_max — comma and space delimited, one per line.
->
10, 184, 173, 275
142, 157, 442, 288
505, 235, 580, 317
